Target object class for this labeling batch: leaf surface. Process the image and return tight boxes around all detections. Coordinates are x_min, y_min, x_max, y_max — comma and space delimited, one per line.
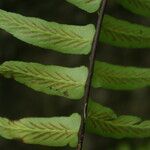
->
100, 15, 150, 48
0, 61, 88, 99
0, 9, 95, 54
87, 100, 150, 138
66, 0, 102, 13
0, 113, 81, 147
93, 61, 150, 90
117, 0, 150, 17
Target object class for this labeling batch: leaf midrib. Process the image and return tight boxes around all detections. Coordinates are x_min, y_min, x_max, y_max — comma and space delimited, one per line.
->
103, 23, 150, 40
95, 69, 150, 81
0, 123, 76, 135
0, 14, 90, 46
1, 66, 83, 88
88, 114, 149, 130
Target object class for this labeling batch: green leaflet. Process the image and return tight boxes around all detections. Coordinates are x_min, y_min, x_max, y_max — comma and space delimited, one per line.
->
66, 0, 102, 13
117, 0, 150, 17
100, 15, 150, 48
0, 113, 81, 148
87, 100, 150, 138
93, 61, 150, 90
0, 9, 95, 55
0, 61, 88, 99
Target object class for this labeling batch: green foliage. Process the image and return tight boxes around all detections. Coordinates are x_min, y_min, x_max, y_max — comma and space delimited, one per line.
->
66, 0, 102, 13
0, 61, 88, 99
87, 100, 150, 138
100, 15, 150, 48
117, 0, 150, 17
93, 61, 150, 90
0, 0, 150, 148
0, 9, 95, 55
0, 113, 81, 148
66, 0, 150, 48
2, 60, 150, 94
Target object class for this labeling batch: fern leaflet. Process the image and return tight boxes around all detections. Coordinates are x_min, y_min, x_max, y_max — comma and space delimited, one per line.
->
100, 15, 150, 48
0, 113, 81, 147
66, 0, 102, 13
117, 0, 150, 17
93, 61, 150, 90
0, 9, 95, 54
87, 101, 150, 138
0, 61, 88, 99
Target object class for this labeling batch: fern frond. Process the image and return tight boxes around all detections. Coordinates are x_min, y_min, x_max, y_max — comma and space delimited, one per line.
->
117, 0, 150, 17
93, 61, 150, 90
87, 101, 150, 138
100, 15, 150, 48
0, 61, 88, 99
0, 9, 95, 54
0, 113, 81, 147
66, 0, 102, 13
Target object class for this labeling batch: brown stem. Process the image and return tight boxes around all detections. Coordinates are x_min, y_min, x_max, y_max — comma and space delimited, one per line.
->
77, 1, 108, 150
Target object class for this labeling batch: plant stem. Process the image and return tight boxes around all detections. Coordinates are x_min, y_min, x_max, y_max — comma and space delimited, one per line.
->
77, 0, 108, 150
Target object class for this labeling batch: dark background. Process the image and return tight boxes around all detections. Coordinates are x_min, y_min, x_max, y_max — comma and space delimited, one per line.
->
0, 0, 150, 149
